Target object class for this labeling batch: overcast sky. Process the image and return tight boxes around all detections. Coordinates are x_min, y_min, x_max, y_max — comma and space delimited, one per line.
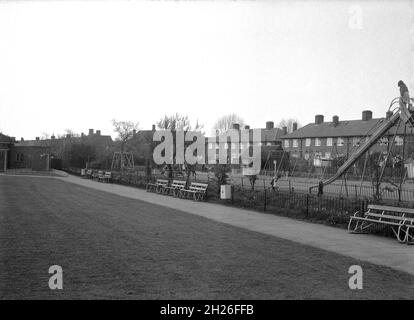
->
0, 0, 412, 140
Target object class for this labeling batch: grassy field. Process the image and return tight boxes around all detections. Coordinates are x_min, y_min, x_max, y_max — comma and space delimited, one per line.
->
0, 176, 413, 299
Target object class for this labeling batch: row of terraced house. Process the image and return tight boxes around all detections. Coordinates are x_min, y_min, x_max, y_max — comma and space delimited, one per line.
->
281, 110, 414, 166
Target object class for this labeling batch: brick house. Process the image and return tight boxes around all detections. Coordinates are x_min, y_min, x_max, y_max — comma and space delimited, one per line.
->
127, 126, 156, 165
127, 122, 287, 170
206, 122, 286, 170
281, 110, 414, 166
47, 129, 112, 168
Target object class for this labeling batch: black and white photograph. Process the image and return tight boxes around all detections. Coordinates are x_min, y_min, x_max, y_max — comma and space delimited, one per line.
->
0, 0, 413, 307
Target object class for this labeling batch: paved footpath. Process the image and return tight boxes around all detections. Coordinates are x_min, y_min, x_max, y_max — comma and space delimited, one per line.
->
58, 175, 414, 276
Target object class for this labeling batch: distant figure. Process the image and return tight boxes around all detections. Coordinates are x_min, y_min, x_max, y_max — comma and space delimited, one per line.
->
398, 80, 413, 111
398, 80, 414, 125
398, 80, 410, 103
317, 180, 324, 196
270, 173, 282, 191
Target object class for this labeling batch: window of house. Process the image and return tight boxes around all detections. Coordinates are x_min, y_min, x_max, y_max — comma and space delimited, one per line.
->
305, 138, 311, 147
231, 143, 236, 150
379, 137, 388, 145
304, 152, 310, 160
284, 140, 289, 148
208, 143, 213, 149
224, 143, 228, 149
352, 137, 360, 146
324, 152, 331, 159
292, 139, 298, 148
231, 153, 238, 163
16, 153, 20, 161
326, 138, 333, 147
315, 138, 321, 147
266, 142, 272, 146
20, 154, 24, 162
337, 137, 345, 146
395, 136, 403, 146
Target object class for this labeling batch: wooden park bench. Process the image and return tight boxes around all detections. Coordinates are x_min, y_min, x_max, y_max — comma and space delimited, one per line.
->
99, 171, 112, 183
163, 180, 186, 197
348, 204, 414, 244
146, 179, 169, 193
85, 169, 93, 179
92, 170, 104, 181
180, 182, 209, 201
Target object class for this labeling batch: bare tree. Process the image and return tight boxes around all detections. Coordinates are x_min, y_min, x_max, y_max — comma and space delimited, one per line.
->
277, 118, 300, 133
213, 113, 245, 134
157, 113, 204, 133
112, 119, 139, 170
40, 132, 50, 140
156, 113, 204, 180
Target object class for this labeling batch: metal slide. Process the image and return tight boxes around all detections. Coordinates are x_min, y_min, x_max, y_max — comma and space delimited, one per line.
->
309, 111, 401, 192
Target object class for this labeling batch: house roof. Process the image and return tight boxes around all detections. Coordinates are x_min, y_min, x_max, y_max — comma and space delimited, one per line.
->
205, 127, 284, 143
14, 140, 51, 147
130, 130, 154, 144
281, 118, 414, 139
0, 133, 13, 144
13, 134, 113, 149
258, 128, 284, 142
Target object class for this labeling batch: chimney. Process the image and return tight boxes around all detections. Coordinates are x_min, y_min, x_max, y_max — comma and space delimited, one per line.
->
282, 126, 287, 135
66, 134, 71, 139
21, 137, 24, 142
362, 110, 372, 121
51, 135, 55, 140
89, 129, 94, 135
11, 137, 15, 142
36, 137, 40, 141
332, 115, 339, 126
266, 121, 274, 129
132, 129, 136, 136
244, 125, 250, 130
292, 122, 298, 131
96, 130, 101, 136
81, 132, 85, 137
386, 111, 393, 120
315, 115, 324, 124
152, 124, 156, 131
232, 123, 240, 130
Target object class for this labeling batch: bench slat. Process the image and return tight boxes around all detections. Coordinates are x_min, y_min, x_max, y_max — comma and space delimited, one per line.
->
367, 204, 414, 215
365, 212, 414, 221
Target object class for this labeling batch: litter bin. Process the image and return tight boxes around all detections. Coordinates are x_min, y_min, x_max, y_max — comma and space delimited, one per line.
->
220, 185, 232, 199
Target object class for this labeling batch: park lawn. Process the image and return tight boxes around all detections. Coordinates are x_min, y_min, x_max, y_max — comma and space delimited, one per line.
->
0, 176, 413, 299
